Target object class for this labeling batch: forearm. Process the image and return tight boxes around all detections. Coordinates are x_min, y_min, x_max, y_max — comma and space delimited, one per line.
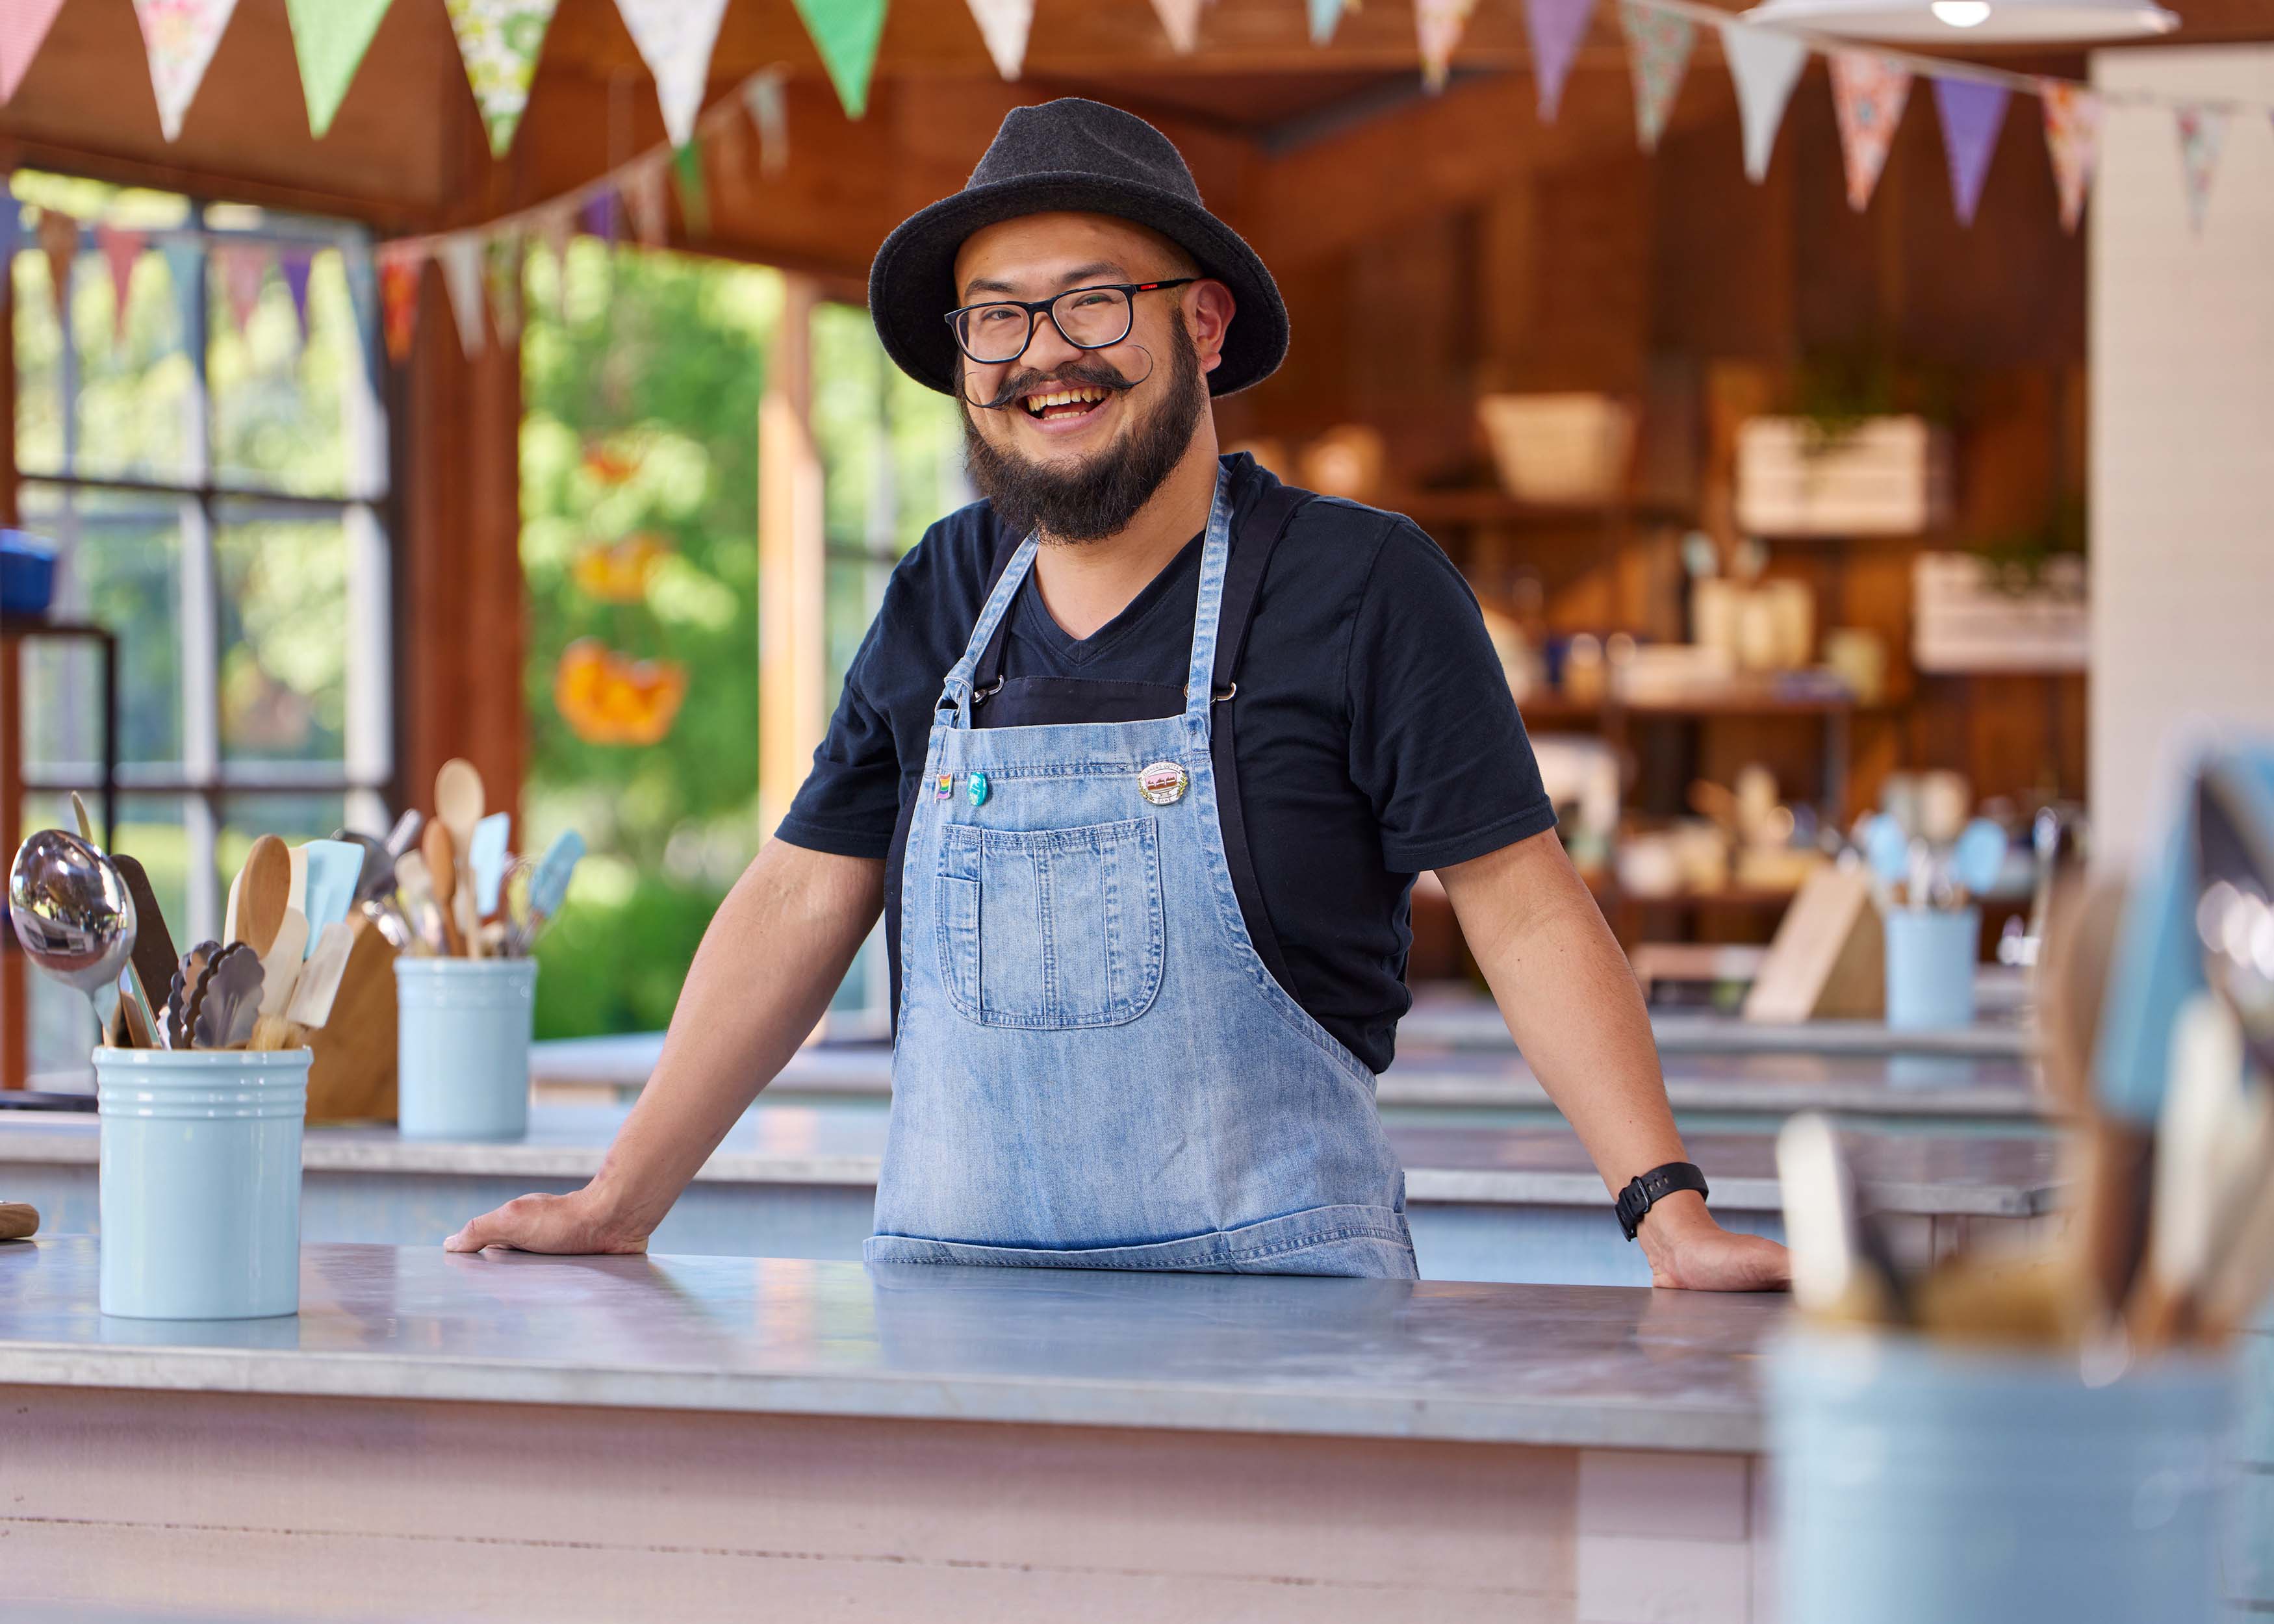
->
587, 839, 884, 1241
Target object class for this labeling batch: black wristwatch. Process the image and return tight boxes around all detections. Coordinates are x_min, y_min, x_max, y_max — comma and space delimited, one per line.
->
1615, 1161, 1709, 1241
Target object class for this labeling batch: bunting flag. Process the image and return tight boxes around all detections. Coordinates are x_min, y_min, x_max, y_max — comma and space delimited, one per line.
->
745, 70, 788, 175
707, 99, 750, 197
1720, 22, 1806, 183
94, 225, 147, 343
1, 186, 19, 270
444, 0, 560, 157
285, 0, 390, 138
671, 142, 708, 238
1416, 0, 1475, 93
580, 185, 619, 245
1616, 0, 1691, 153
279, 246, 314, 340
614, 0, 728, 147
1307, 0, 1352, 46
966, 0, 1032, 81
1, 0, 67, 103
624, 156, 669, 246
132, 0, 242, 142
2175, 105, 2225, 235
485, 231, 525, 346
2038, 79, 2100, 235
1828, 53, 1910, 211
1151, 0, 1205, 53
36, 209, 76, 322
438, 233, 487, 357
1525, 0, 1593, 123
377, 244, 422, 361
216, 240, 268, 333
342, 241, 378, 353
537, 199, 576, 316
159, 236, 203, 345
1932, 77, 2007, 227
793, 0, 888, 117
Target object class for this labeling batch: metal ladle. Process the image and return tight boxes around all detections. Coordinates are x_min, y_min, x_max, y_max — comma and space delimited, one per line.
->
8, 829, 138, 1041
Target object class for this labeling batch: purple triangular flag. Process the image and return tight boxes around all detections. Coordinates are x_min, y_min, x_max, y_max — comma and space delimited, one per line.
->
580, 186, 618, 245
1526, 0, 1594, 121
1932, 77, 2008, 228
1, 182, 17, 267
279, 246, 313, 340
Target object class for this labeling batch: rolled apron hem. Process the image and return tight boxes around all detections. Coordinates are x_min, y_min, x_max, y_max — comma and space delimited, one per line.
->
865, 1202, 1419, 1278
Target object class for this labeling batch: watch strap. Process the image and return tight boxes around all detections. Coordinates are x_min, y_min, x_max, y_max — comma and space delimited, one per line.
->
1616, 1161, 1709, 1241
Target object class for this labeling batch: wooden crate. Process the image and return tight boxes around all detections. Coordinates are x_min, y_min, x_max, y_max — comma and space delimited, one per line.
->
1735, 416, 1953, 538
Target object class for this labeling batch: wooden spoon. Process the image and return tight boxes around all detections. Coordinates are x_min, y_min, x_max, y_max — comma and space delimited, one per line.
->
434, 758, 484, 869
422, 820, 466, 958
234, 835, 293, 956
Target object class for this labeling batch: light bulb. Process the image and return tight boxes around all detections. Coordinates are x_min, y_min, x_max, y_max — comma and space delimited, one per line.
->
1930, 1, 1993, 24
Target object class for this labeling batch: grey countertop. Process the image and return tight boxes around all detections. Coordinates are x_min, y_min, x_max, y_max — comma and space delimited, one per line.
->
0, 1237, 1783, 1451
0, 1102, 2062, 1215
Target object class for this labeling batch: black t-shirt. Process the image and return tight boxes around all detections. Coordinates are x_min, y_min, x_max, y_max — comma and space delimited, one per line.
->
776, 457, 1557, 1072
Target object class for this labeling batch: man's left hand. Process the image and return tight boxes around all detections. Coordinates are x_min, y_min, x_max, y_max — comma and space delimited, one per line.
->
1635, 1191, 1792, 1291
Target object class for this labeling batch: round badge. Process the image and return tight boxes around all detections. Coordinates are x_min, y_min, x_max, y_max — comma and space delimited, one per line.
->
1138, 761, 1189, 806
967, 770, 990, 807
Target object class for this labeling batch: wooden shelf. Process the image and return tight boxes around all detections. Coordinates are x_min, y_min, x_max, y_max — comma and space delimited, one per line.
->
1383, 489, 1693, 528
1518, 687, 1877, 725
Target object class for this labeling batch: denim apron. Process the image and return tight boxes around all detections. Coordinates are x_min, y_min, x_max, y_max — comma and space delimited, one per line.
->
867, 462, 1418, 1276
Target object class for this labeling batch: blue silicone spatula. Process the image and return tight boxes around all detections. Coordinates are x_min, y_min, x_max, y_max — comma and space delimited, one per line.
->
1952, 818, 2008, 899
470, 811, 513, 919
296, 839, 365, 959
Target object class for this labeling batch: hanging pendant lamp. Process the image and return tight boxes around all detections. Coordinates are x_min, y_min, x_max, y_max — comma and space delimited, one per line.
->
1742, 0, 2176, 43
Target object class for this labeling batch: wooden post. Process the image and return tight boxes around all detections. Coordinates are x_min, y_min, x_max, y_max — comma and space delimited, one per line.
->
757, 275, 826, 837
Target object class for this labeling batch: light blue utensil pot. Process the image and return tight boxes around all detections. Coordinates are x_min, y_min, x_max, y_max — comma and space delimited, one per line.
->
396, 958, 537, 1141
1769, 1331, 2231, 1624
94, 1046, 309, 1320
1884, 906, 1980, 1030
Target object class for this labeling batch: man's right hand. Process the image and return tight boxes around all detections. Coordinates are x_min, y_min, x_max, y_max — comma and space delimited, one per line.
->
445, 1188, 648, 1255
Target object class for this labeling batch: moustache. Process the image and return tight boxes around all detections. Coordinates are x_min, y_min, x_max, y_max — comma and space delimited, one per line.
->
964, 350, 1153, 412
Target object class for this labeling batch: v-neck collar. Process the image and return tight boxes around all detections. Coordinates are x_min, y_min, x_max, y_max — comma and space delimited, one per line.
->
1012, 531, 1204, 669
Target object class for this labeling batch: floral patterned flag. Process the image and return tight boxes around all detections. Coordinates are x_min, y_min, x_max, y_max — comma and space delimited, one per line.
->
37, 209, 76, 321
1525, 0, 1592, 122
1151, 0, 1205, 53
131, 0, 242, 142
793, 0, 887, 116
95, 225, 147, 342
745, 69, 788, 175
614, 0, 728, 147
444, 0, 561, 157
377, 243, 422, 362
1416, 0, 1476, 92
965, 0, 1032, 80
284, 0, 391, 138
1617, 0, 1692, 153
484, 232, 524, 345
2036, 79, 2100, 235
279, 246, 314, 340
1932, 77, 2007, 227
1829, 52, 1910, 211
2175, 104, 2225, 235
1, 0, 66, 103
1720, 21, 1806, 183
437, 233, 486, 357
216, 239, 269, 334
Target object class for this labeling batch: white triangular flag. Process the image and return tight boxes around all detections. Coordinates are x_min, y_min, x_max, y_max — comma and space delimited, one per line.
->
966, 0, 1032, 80
1720, 21, 1808, 183
744, 68, 788, 175
614, 0, 728, 147
133, 0, 242, 142
1150, 0, 1204, 53
438, 233, 486, 357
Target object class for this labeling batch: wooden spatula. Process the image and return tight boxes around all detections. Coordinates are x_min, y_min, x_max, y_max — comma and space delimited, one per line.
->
235, 835, 292, 955
422, 820, 466, 957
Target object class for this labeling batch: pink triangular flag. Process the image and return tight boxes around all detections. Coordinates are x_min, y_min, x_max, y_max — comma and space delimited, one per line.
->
1416, 0, 1476, 93
278, 246, 313, 340
0, 0, 66, 103
36, 209, 76, 321
2036, 79, 2099, 235
624, 155, 669, 245
217, 240, 269, 333
966, 0, 1032, 80
1150, 0, 1204, 53
437, 233, 486, 357
1526, 0, 1593, 123
2175, 104, 2225, 236
96, 225, 148, 343
1617, 0, 1693, 153
1931, 77, 2008, 227
1720, 21, 1807, 183
132, 0, 242, 142
1828, 52, 1911, 212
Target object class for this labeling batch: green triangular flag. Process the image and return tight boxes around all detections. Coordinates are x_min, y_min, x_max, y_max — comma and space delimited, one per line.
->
286, 0, 392, 138
792, 0, 888, 120
672, 142, 709, 240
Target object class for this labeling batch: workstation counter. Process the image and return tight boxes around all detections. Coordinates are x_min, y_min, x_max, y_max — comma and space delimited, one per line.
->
1, 1103, 2060, 1286
0, 1237, 1788, 1621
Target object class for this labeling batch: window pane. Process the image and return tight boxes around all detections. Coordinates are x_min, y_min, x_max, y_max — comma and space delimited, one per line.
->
217, 507, 348, 766
209, 242, 366, 498
17, 481, 187, 767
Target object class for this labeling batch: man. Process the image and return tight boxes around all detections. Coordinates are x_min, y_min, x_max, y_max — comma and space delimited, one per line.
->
450, 99, 1787, 1289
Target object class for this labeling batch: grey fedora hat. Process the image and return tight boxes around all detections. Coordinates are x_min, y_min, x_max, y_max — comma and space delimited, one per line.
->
869, 97, 1288, 399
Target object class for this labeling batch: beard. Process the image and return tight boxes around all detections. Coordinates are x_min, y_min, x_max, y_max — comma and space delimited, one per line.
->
961, 314, 1207, 544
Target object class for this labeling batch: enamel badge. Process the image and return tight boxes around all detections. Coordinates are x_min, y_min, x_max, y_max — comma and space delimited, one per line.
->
967, 771, 991, 807
934, 772, 952, 801
1138, 761, 1189, 806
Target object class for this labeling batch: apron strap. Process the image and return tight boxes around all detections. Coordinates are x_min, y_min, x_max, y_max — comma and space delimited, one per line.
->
970, 524, 1025, 709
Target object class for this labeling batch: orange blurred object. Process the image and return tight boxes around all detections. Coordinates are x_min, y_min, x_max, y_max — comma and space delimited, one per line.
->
554, 638, 689, 746
581, 442, 642, 485
572, 532, 670, 603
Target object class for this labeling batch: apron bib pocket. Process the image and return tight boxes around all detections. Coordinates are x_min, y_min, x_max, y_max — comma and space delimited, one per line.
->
935, 816, 1165, 1030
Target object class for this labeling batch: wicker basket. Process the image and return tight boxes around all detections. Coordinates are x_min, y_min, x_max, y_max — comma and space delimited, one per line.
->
1477, 394, 1637, 505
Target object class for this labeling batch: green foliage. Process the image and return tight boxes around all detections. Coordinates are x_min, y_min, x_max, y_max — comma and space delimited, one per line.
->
531, 872, 728, 1039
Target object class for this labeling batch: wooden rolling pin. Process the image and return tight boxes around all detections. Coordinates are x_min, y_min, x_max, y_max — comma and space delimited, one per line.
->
0, 1203, 38, 1241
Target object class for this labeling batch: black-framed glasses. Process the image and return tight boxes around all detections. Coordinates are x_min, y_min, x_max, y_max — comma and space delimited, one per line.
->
944, 279, 1197, 366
